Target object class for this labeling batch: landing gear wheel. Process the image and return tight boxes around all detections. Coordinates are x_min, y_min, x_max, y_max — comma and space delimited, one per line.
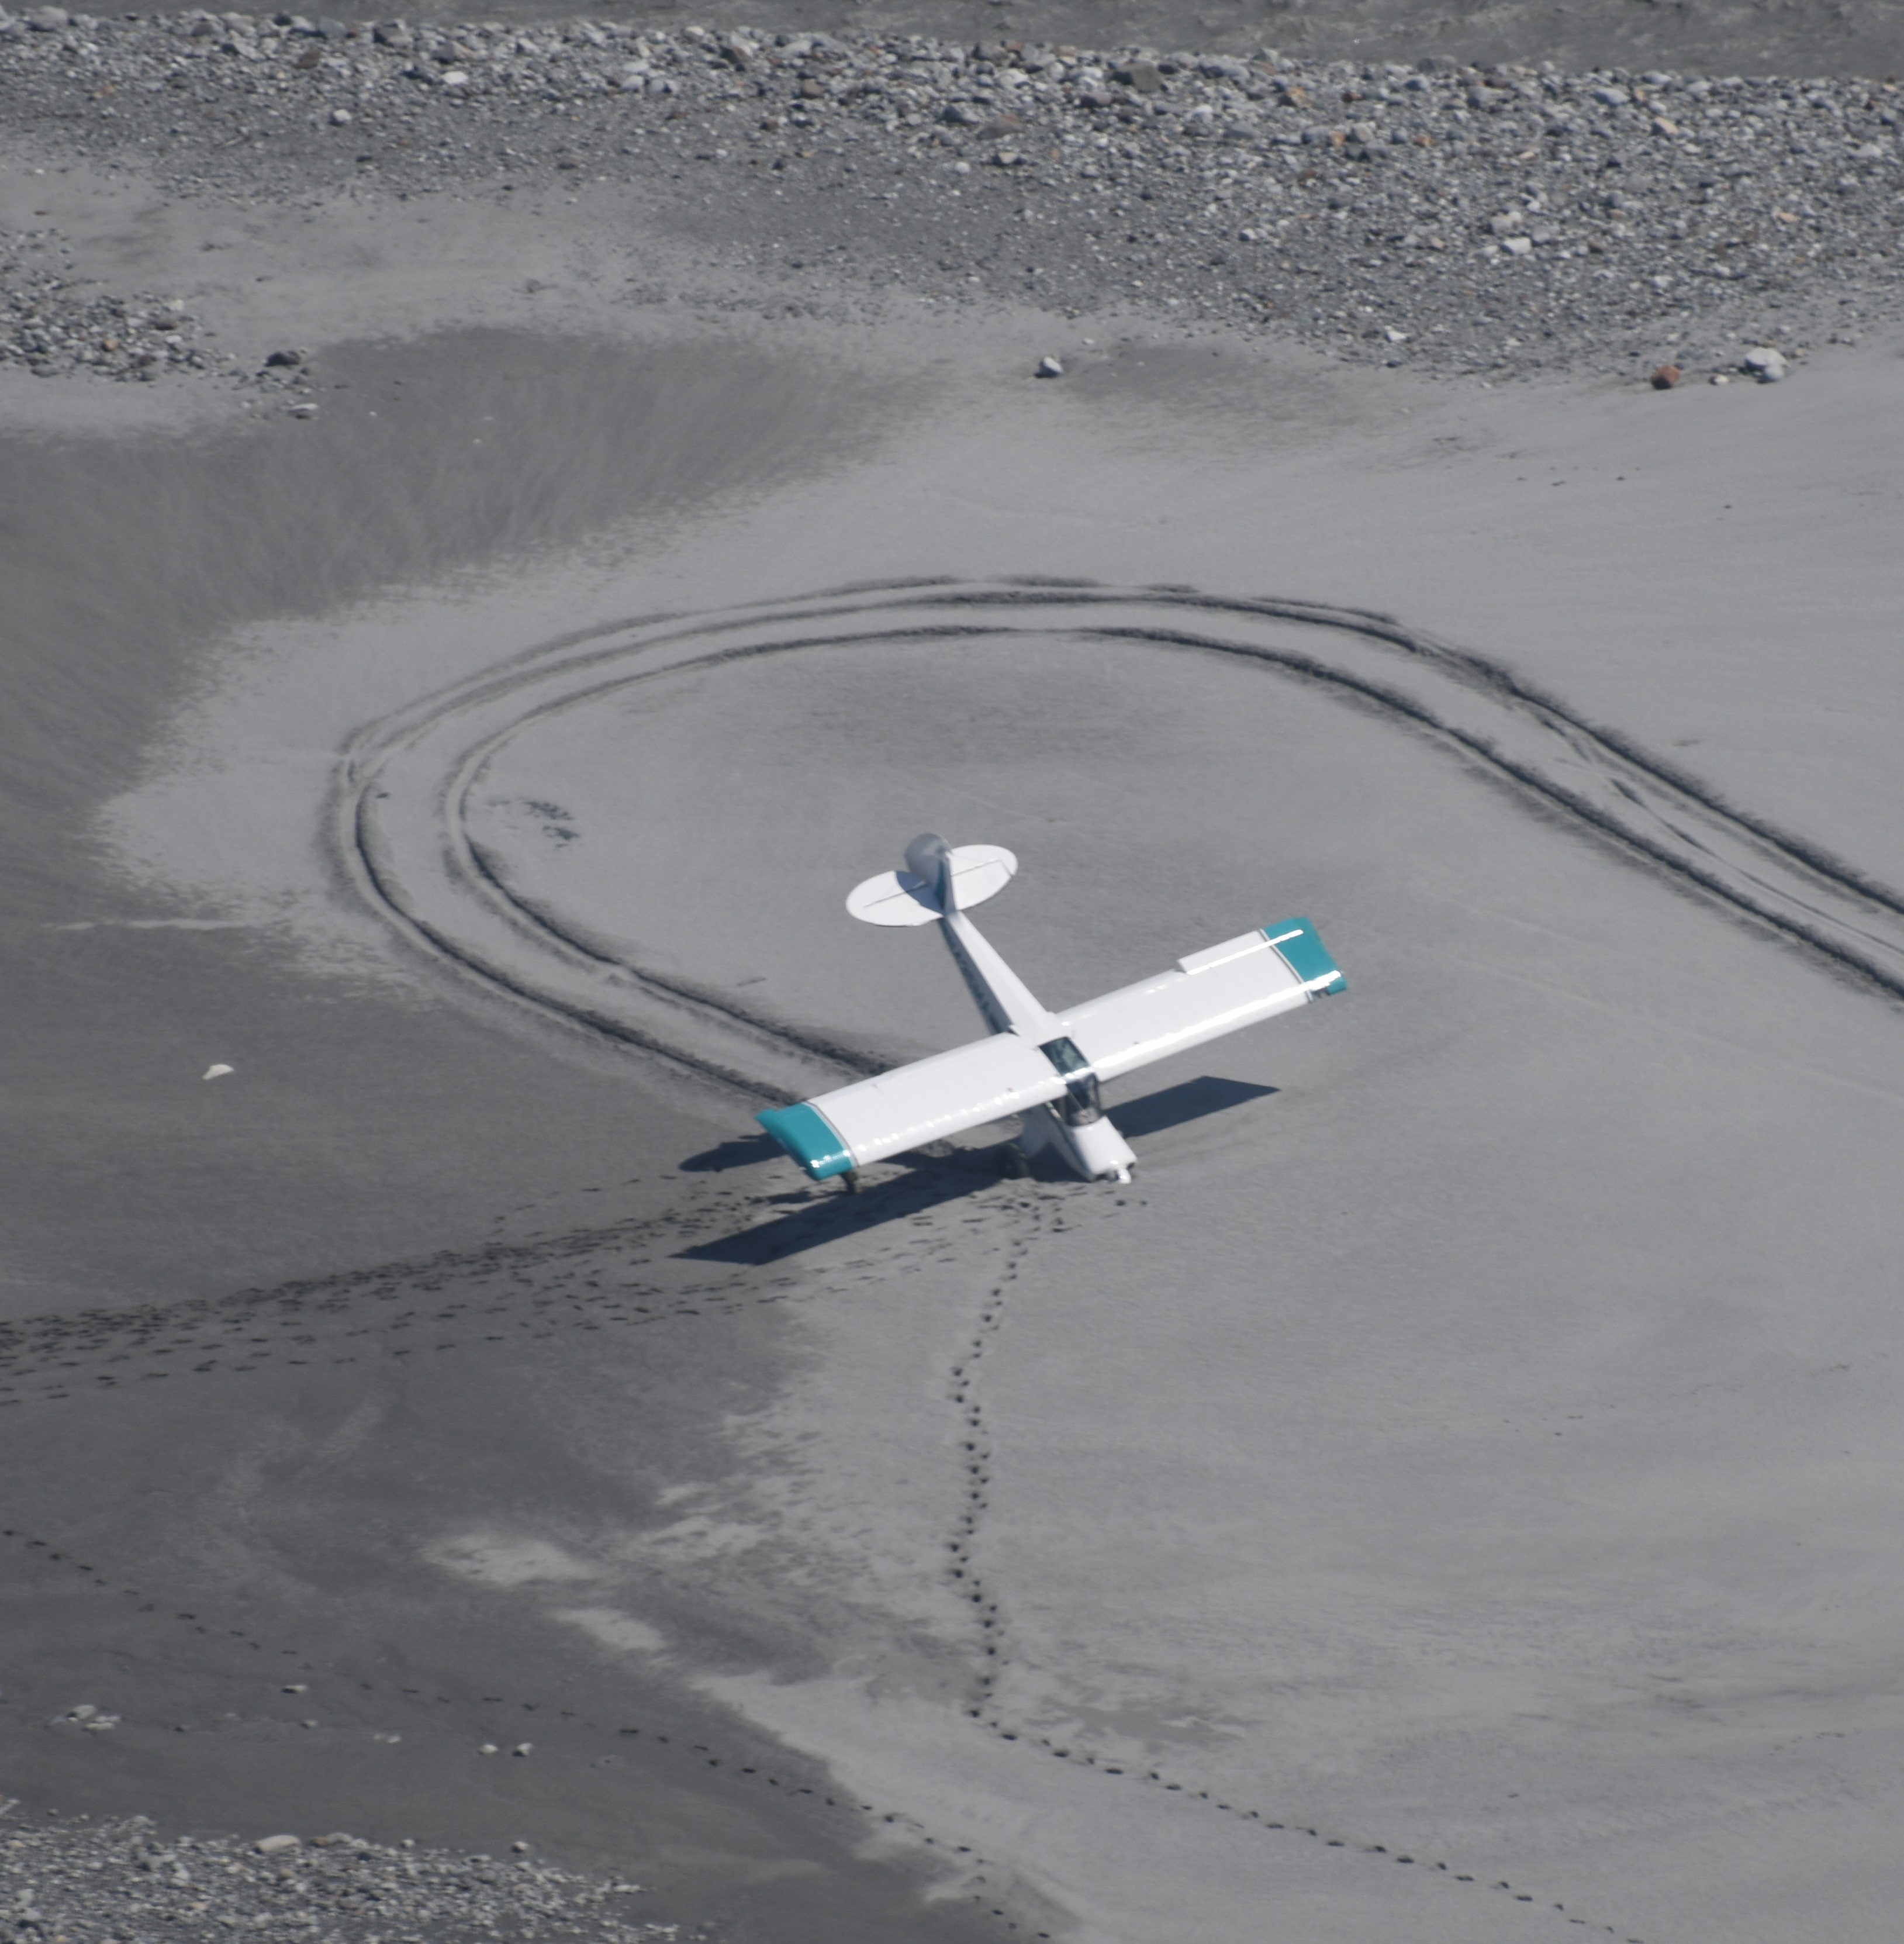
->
840, 1168, 862, 1196
998, 1145, 1031, 1180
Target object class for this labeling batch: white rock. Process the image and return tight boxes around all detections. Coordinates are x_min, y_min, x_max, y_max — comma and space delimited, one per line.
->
1742, 345, 1788, 382
1035, 355, 1064, 378
255, 1835, 300, 1855
328, 106, 351, 124
203, 1063, 233, 1079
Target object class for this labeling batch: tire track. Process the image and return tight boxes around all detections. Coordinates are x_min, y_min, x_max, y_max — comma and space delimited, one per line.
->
338, 578, 1904, 1106
0, 1161, 997, 1411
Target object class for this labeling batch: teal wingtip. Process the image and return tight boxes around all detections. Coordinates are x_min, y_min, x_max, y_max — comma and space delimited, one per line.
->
1263, 918, 1346, 996
756, 1102, 855, 1179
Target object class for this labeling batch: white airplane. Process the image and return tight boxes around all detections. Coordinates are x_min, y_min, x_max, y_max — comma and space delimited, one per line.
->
756, 835, 1346, 1189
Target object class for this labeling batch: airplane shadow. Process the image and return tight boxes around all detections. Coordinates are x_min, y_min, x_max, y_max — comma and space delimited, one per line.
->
1108, 1074, 1277, 1139
676, 1149, 998, 1265
675, 1075, 1276, 1265
679, 1132, 784, 1173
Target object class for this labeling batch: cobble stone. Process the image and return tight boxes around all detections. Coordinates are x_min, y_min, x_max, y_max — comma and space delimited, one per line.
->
0, 16, 1899, 386
0, 1812, 692, 1943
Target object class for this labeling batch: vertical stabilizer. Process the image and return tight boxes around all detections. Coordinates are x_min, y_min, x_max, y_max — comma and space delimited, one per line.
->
904, 833, 958, 913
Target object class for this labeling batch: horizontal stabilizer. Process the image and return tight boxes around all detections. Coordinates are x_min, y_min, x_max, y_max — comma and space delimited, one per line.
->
846, 844, 1018, 926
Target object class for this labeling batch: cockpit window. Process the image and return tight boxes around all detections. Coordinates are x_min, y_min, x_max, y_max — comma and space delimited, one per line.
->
1038, 1036, 1091, 1076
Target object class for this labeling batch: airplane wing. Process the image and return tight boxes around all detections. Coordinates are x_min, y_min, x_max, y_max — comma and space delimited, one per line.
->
1053, 918, 1343, 1082
757, 919, 1344, 1180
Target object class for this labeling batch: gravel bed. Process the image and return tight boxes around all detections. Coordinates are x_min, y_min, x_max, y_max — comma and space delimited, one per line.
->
0, 232, 233, 381
0, 11, 1900, 383
1, 1812, 694, 1943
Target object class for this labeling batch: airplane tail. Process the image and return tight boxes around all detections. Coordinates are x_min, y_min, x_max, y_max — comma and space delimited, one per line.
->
846, 837, 1018, 927
904, 833, 958, 913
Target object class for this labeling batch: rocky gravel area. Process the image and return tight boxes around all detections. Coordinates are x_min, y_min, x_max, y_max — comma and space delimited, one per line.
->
1, 1811, 697, 1943
2, 10, 1901, 384
0, 229, 231, 381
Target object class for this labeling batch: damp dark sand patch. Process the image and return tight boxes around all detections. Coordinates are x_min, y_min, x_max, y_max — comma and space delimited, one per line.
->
0, 1165, 1049, 1943
0, 329, 891, 1314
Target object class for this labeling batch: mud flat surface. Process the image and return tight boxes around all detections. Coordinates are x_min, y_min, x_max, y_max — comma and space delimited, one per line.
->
3, 6, 1903, 1944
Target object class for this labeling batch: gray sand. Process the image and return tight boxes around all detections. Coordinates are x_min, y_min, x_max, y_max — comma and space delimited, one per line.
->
3, 8, 1903, 1943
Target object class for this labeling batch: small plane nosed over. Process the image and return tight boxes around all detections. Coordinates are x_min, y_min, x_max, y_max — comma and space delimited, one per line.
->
757, 835, 1345, 1188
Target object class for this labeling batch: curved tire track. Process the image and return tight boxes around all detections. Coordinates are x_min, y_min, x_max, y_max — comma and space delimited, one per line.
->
338, 577, 1904, 1102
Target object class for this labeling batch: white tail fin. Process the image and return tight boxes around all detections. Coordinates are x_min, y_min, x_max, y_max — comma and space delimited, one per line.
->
846, 841, 1018, 927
